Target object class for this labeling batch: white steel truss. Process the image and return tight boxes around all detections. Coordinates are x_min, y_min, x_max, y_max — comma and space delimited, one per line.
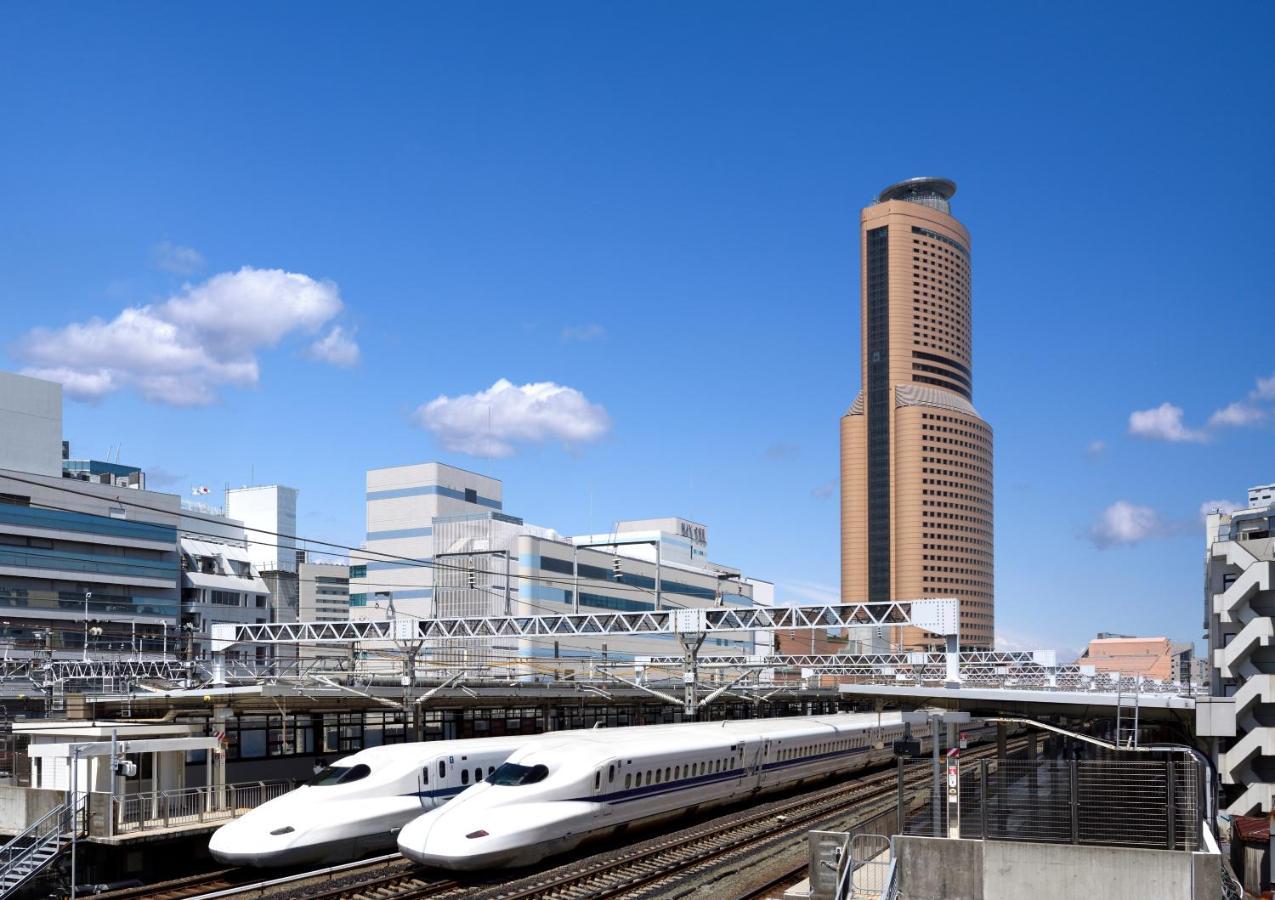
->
210, 599, 961, 652
627, 650, 1057, 670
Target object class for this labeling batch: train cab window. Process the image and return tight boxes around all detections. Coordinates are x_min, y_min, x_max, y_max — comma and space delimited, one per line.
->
489, 766, 495, 776
488, 762, 550, 786
307, 763, 371, 787
608, 765, 615, 783
461, 769, 469, 785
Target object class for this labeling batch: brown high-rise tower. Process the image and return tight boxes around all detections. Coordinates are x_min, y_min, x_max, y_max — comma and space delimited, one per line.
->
840, 178, 993, 649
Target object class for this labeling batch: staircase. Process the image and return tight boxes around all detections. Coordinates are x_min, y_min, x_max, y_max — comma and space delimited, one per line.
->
0, 798, 77, 898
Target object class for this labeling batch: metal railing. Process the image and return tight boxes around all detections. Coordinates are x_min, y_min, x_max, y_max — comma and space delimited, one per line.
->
108, 780, 292, 835
0, 796, 76, 895
902, 756, 1200, 851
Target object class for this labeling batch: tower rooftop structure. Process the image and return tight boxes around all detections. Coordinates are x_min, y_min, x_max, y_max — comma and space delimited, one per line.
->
875, 177, 958, 214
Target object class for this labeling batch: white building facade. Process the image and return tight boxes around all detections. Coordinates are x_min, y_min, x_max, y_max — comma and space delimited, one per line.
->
225, 485, 298, 574
351, 462, 769, 673
1204, 484, 1275, 814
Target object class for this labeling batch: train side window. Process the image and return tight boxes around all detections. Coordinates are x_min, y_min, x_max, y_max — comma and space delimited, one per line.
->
594, 771, 600, 790
665, 767, 671, 781
488, 766, 495, 776
439, 761, 446, 779
674, 766, 680, 780
654, 769, 661, 784
461, 769, 469, 785
625, 773, 632, 788
636, 772, 643, 787
475, 768, 482, 782
608, 765, 615, 783
422, 768, 429, 785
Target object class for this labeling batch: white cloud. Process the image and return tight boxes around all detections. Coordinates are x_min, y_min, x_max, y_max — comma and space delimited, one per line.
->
1255, 374, 1275, 400
1208, 401, 1265, 428
561, 324, 607, 343
1086, 439, 1106, 457
414, 378, 611, 458
1127, 402, 1207, 443
1088, 501, 1161, 548
17, 267, 350, 406
1200, 499, 1241, 519
150, 241, 205, 275
811, 480, 836, 500
307, 325, 360, 367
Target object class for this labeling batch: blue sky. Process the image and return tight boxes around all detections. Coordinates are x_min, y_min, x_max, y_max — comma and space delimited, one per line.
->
2, 3, 1272, 656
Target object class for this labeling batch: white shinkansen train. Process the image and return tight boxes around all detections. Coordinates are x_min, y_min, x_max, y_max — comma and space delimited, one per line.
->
398, 712, 937, 870
207, 721, 698, 867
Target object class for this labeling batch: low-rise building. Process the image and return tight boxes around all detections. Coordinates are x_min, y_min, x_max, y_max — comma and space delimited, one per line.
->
1078, 634, 1190, 683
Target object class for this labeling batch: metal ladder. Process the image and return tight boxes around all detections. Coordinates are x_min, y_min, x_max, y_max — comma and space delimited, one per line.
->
1115, 676, 1141, 748
0, 798, 76, 897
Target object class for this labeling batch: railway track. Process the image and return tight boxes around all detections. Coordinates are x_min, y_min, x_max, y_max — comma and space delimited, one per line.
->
469, 739, 1024, 900
99, 739, 1021, 900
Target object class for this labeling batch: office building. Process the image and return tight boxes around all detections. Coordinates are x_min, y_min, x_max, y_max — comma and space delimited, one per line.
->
840, 178, 994, 649
178, 529, 271, 663
350, 463, 507, 622
1204, 484, 1275, 814
0, 372, 181, 656
297, 553, 349, 664
225, 484, 298, 573
351, 462, 769, 669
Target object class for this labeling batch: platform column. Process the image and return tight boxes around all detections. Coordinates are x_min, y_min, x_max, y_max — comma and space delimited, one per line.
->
681, 632, 705, 719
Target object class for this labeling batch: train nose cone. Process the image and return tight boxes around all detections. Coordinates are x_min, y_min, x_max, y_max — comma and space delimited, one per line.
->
209, 817, 291, 866
396, 812, 439, 865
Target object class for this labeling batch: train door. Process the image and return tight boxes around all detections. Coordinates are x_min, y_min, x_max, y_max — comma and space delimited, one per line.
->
417, 757, 435, 809
593, 758, 617, 818
752, 740, 769, 788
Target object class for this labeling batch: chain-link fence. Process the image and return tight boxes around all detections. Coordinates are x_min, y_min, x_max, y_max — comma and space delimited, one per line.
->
902, 756, 1200, 852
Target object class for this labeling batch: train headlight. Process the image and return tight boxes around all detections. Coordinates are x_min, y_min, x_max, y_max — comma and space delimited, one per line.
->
270, 826, 295, 836
465, 830, 489, 839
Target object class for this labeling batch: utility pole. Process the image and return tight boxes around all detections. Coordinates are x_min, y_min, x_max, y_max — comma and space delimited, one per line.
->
82, 591, 91, 662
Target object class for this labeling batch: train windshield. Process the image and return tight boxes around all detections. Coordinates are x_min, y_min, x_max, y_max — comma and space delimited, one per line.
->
487, 762, 549, 786
307, 763, 371, 786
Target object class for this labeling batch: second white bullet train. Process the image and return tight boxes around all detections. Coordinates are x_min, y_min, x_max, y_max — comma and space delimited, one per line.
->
398, 712, 930, 870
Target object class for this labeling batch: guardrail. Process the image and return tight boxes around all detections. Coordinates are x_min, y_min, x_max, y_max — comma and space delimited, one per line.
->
106, 780, 292, 835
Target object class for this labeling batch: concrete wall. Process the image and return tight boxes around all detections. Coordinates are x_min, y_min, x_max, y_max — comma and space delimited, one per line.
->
895, 836, 1222, 900
0, 785, 64, 834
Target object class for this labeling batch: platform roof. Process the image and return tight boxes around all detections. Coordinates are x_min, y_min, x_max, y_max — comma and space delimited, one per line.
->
838, 683, 1196, 722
